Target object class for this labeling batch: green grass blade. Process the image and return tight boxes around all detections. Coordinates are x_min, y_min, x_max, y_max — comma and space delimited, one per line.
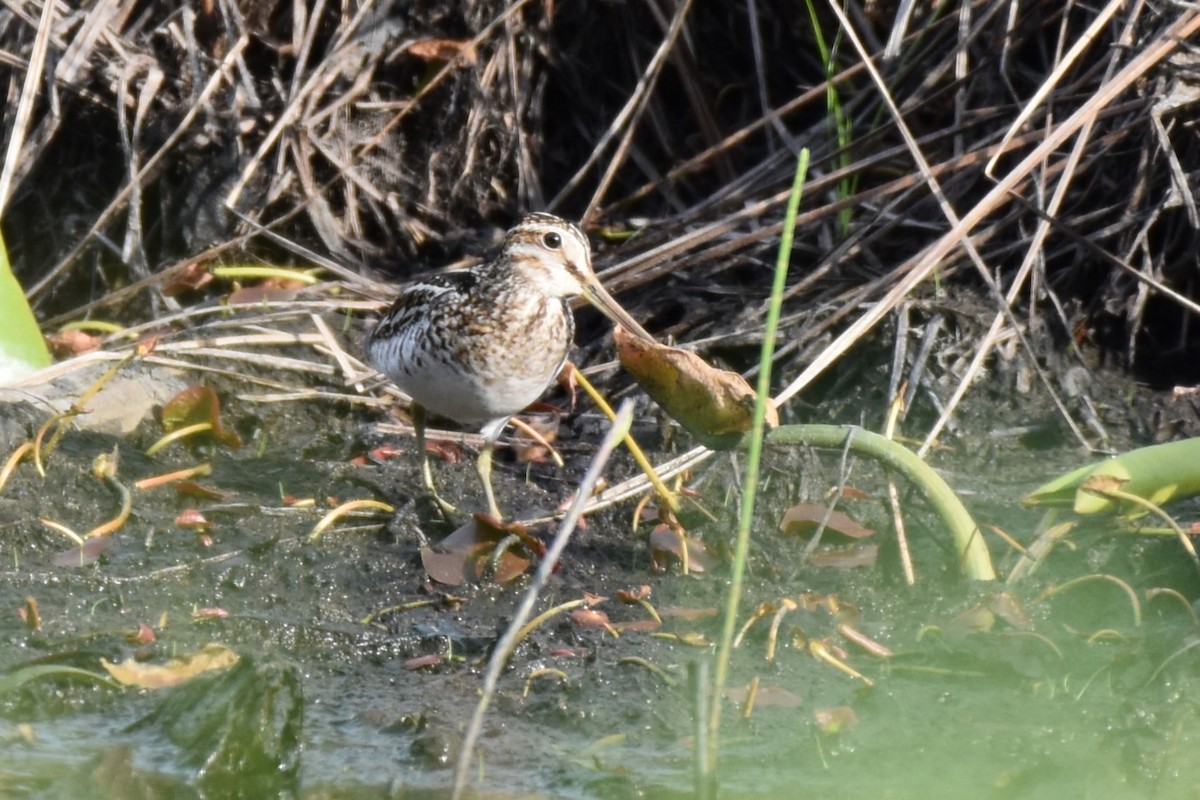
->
706, 148, 809, 772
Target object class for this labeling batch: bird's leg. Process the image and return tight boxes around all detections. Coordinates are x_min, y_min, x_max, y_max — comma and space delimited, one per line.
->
412, 403, 458, 518
476, 417, 509, 521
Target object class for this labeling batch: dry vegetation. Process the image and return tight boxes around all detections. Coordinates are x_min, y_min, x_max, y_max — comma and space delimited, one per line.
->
2, 0, 1199, 437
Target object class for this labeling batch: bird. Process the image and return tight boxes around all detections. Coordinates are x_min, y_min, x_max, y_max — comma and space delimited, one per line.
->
365, 212, 653, 519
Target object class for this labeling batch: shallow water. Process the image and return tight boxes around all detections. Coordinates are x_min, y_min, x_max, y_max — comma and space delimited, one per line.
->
2, 378, 1198, 799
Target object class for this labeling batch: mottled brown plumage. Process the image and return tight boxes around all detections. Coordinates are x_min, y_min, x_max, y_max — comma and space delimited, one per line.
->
366, 212, 652, 518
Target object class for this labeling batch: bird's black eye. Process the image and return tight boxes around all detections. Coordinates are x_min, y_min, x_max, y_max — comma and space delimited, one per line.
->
542, 231, 562, 249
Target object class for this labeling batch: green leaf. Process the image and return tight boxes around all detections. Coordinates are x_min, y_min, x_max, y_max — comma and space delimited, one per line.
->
1023, 437, 1200, 516
0, 227, 50, 384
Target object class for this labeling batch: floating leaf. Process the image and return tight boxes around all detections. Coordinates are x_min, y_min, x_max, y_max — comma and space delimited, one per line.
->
807, 545, 878, 569
420, 514, 538, 585
612, 618, 662, 633
614, 326, 778, 449
725, 683, 802, 708
101, 643, 239, 689
779, 503, 875, 539
660, 606, 719, 621
649, 525, 715, 573
987, 591, 1034, 631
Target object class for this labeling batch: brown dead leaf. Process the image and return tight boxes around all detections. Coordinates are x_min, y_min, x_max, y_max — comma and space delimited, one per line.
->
100, 643, 239, 689
175, 508, 211, 529
806, 545, 878, 569
161, 261, 214, 296
614, 326, 778, 449
20, 596, 40, 631
649, 525, 715, 573
407, 38, 476, 64
615, 585, 652, 603
420, 515, 538, 585
612, 618, 662, 634
570, 608, 614, 632
779, 504, 875, 540
46, 330, 103, 357
161, 386, 242, 451
659, 606, 719, 621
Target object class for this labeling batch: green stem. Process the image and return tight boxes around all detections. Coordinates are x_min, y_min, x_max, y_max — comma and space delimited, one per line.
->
763, 424, 996, 581
707, 149, 809, 772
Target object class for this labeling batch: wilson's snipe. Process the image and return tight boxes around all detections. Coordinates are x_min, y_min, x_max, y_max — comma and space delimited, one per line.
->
365, 212, 652, 519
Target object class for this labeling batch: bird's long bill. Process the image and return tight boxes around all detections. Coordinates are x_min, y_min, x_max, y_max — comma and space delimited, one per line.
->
583, 280, 656, 343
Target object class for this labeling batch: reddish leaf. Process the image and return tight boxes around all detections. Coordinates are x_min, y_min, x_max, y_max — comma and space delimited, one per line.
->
46, 330, 103, 357
779, 504, 874, 540
174, 481, 229, 501
367, 445, 405, 461
570, 609, 613, 631
613, 618, 662, 633
407, 38, 476, 64
125, 622, 157, 644
424, 439, 463, 465
837, 486, 872, 501
403, 654, 444, 670
175, 508, 211, 529
807, 545, 878, 569
615, 585, 652, 603
421, 515, 538, 585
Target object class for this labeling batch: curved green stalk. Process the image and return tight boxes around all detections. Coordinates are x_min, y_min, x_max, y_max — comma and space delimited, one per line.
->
763, 424, 997, 581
